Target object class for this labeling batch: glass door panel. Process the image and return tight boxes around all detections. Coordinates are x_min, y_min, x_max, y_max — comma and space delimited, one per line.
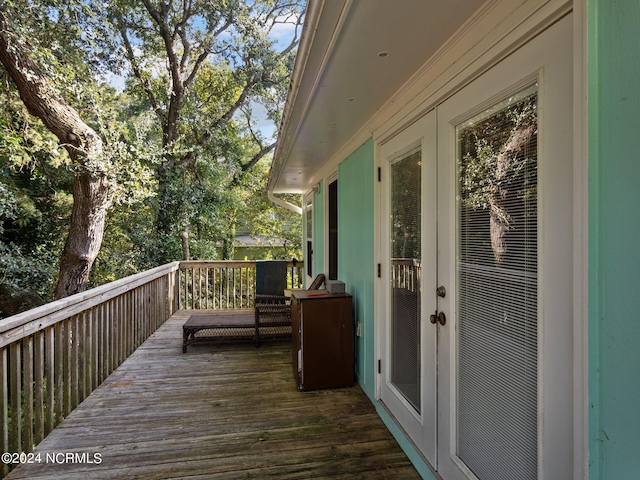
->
456, 86, 538, 480
390, 148, 422, 412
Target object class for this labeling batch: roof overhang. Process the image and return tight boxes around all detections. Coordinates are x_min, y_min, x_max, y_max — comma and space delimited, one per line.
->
269, 0, 485, 194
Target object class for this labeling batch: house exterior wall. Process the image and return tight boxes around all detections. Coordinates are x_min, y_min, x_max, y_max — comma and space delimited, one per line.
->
337, 139, 375, 396
588, 1, 640, 478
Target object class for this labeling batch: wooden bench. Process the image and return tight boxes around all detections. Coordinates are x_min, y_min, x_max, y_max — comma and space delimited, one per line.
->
182, 308, 291, 352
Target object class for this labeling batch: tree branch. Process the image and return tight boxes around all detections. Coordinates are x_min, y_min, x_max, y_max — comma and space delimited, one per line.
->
0, 12, 102, 167
183, 15, 234, 89
142, 0, 184, 147
118, 22, 165, 122
278, 12, 303, 57
175, 0, 193, 75
211, 75, 255, 130
240, 142, 275, 173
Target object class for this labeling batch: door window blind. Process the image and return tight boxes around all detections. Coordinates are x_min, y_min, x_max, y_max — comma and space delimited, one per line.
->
390, 148, 422, 412
456, 85, 538, 480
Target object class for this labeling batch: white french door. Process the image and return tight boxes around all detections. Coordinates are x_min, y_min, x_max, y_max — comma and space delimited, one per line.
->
379, 14, 574, 479
380, 110, 438, 466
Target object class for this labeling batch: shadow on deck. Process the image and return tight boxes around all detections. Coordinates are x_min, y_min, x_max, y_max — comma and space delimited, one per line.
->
6, 310, 420, 479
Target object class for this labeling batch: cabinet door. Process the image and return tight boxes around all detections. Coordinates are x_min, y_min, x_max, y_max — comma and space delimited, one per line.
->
300, 297, 354, 391
291, 297, 302, 387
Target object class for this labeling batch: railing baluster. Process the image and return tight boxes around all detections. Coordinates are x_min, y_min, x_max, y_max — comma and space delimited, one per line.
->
9, 342, 21, 454
128, 291, 134, 356
70, 315, 79, 412
119, 294, 125, 365
63, 318, 71, 418
34, 331, 45, 446
233, 267, 237, 309
21, 337, 33, 453
54, 321, 63, 426
181, 268, 186, 309
116, 295, 122, 367
151, 280, 156, 332
135, 286, 141, 350
205, 269, 209, 309
190, 267, 195, 310
198, 268, 202, 309
144, 283, 149, 341
92, 306, 99, 392
102, 301, 109, 381
1, 348, 8, 478
224, 266, 230, 308
86, 309, 93, 401
45, 326, 55, 436
109, 299, 115, 375
213, 266, 218, 308
220, 265, 224, 308
122, 294, 128, 359
77, 312, 85, 405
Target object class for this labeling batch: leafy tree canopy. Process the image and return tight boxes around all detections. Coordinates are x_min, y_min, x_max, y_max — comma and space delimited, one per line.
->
0, 0, 304, 312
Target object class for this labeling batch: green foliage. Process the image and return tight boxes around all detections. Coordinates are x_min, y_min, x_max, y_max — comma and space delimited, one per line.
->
0, 182, 16, 233
458, 93, 537, 214
99, 0, 304, 263
0, 0, 304, 305
235, 157, 302, 260
457, 91, 537, 264
390, 151, 421, 260
0, 181, 57, 299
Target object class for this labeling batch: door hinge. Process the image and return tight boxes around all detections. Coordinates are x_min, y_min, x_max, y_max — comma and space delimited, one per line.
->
378, 359, 381, 374
377, 263, 381, 278
378, 167, 381, 182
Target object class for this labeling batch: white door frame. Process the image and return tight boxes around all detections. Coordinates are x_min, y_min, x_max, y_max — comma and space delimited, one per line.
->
304, 191, 315, 286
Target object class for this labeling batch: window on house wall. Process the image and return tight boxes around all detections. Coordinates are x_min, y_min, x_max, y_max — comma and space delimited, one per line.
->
328, 179, 338, 280
305, 194, 313, 278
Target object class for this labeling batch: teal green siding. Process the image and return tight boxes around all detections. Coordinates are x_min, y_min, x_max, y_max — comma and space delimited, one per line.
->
589, 1, 640, 478
337, 139, 375, 395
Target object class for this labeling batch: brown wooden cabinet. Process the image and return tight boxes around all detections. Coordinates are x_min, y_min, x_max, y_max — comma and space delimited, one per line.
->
291, 291, 354, 391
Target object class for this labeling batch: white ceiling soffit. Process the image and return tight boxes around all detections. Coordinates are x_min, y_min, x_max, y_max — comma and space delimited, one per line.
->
270, 0, 485, 193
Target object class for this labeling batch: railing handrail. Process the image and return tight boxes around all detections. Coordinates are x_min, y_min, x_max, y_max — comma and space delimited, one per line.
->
0, 262, 181, 344
178, 259, 300, 268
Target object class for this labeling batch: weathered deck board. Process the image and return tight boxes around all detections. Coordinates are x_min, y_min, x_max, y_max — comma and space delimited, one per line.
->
6, 310, 420, 479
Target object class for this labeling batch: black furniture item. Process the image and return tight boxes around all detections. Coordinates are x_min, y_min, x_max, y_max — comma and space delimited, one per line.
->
255, 260, 287, 297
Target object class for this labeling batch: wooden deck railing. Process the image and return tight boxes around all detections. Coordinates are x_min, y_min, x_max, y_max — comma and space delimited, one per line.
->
0, 259, 303, 477
179, 260, 303, 309
391, 258, 421, 293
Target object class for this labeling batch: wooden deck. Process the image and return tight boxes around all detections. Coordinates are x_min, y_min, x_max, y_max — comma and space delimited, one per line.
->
6, 310, 420, 479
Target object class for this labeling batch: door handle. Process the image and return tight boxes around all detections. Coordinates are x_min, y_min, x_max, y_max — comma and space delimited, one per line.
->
429, 311, 446, 326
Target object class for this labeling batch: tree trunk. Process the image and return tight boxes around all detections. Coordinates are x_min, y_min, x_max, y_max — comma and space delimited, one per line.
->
54, 172, 111, 298
222, 223, 236, 260
0, 12, 112, 298
489, 122, 536, 263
